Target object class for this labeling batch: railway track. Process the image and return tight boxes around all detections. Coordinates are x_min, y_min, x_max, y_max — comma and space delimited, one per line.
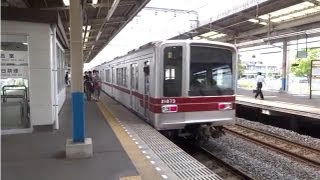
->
223, 124, 320, 168
176, 138, 254, 180
198, 146, 255, 180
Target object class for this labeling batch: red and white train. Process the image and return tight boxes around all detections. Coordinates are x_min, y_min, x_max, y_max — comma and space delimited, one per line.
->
94, 40, 237, 138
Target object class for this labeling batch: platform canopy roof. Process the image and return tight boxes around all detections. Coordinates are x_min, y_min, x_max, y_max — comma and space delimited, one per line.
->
1, 0, 150, 63
170, 0, 320, 48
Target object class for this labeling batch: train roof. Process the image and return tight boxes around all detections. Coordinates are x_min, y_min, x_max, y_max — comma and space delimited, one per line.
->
95, 40, 237, 67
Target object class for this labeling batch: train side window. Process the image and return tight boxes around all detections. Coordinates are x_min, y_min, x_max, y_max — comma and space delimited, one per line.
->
130, 63, 138, 90
163, 46, 182, 97
135, 64, 139, 90
123, 67, 127, 87
130, 64, 134, 89
116, 68, 120, 85
105, 69, 110, 82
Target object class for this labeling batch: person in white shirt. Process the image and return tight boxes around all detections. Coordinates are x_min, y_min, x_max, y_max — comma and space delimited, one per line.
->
255, 72, 265, 100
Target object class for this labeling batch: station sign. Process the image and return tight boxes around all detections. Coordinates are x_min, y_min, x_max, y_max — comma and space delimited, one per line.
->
1, 51, 28, 79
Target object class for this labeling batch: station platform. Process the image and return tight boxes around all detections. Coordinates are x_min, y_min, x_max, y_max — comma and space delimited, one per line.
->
236, 88, 320, 119
2, 91, 221, 180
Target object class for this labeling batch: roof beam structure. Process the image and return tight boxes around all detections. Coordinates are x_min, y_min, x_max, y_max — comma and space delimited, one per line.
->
5, 0, 28, 8
3, 0, 151, 63
303, 0, 320, 6
85, 0, 151, 62
40, 1, 136, 11
218, 13, 320, 45
63, 17, 126, 27
86, 0, 120, 61
170, 0, 320, 50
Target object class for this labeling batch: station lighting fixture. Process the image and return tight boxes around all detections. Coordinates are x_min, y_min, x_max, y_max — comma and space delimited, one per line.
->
248, 18, 259, 23
259, 22, 268, 26
82, 25, 91, 42
209, 33, 226, 39
197, 30, 226, 40
63, 0, 69, 6
201, 31, 218, 37
193, 36, 201, 40
249, 1, 320, 24
63, 0, 98, 6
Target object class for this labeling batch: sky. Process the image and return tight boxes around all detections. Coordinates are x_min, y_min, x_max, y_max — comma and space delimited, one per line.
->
84, 0, 320, 70
84, 0, 253, 70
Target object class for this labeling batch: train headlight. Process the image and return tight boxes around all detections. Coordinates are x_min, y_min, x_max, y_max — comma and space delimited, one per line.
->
218, 103, 232, 110
161, 105, 178, 113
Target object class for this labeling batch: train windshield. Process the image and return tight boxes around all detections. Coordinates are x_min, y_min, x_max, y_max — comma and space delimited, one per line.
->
189, 45, 234, 96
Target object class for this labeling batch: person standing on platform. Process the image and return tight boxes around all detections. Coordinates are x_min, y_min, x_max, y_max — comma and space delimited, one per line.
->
83, 71, 88, 94
84, 71, 94, 101
255, 72, 265, 100
65, 72, 69, 85
93, 70, 102, 101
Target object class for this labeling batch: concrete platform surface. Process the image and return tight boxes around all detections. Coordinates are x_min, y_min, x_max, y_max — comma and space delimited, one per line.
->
236, 88, 320, 118
1, 93, 138, 180
237, 88, 320, 107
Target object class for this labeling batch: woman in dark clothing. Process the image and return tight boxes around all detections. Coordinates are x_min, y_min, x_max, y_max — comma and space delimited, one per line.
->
84, 71, 94, 101
65, 72, 69, 85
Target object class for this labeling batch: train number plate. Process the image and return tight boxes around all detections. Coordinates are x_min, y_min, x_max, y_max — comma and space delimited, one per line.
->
161, 99, 176, 104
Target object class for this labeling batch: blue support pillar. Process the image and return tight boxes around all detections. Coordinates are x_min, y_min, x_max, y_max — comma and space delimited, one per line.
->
72, 92, 85, 143
69, 0, 86, 143
66, 0, 92, 159
282, 78, 286, 91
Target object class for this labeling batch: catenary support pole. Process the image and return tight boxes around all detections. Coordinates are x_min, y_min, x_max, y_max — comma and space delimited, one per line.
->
282, 40, 288, 92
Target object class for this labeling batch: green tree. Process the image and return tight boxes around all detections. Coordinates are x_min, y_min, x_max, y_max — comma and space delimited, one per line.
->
237, 59, 245, 78
290, 48, 319, 79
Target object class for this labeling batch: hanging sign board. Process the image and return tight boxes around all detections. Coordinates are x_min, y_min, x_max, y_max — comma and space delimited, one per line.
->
297, 51, 307, 58
1, 51, 28, 79
311, 60, 320, 91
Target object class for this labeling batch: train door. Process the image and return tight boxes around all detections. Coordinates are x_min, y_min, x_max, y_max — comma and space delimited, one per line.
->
130, 64, 134, 108
111, 67, 114, 96
110, 67, 114, 97
143, 61, 150, 118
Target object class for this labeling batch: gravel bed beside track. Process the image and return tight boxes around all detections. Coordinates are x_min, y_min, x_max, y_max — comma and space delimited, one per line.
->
203, 134, 320, 180
236, 118, 320, 150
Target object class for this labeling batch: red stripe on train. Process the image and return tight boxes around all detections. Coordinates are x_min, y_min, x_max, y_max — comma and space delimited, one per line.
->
102, 82, 235, 113
149, 96, 235, 104
148, 103, 233, 113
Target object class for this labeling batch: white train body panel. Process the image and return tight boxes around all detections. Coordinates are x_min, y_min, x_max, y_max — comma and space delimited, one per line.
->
94, 40, 237, 130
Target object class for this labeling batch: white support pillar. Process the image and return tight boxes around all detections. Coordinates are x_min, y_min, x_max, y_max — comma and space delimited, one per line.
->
66, 0, 93, 159
70, 1, 83, 92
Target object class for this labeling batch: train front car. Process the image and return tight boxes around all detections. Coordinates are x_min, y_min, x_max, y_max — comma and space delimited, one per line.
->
153, 40, 237, 140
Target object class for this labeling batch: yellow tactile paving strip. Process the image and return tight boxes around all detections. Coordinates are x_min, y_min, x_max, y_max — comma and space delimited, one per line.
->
96, 102, 162, 180
119, 176, 142, 180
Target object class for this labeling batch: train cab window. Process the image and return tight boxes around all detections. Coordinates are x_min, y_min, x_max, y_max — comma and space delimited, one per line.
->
189, 45, 234, 96
163, 46, 182, 97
